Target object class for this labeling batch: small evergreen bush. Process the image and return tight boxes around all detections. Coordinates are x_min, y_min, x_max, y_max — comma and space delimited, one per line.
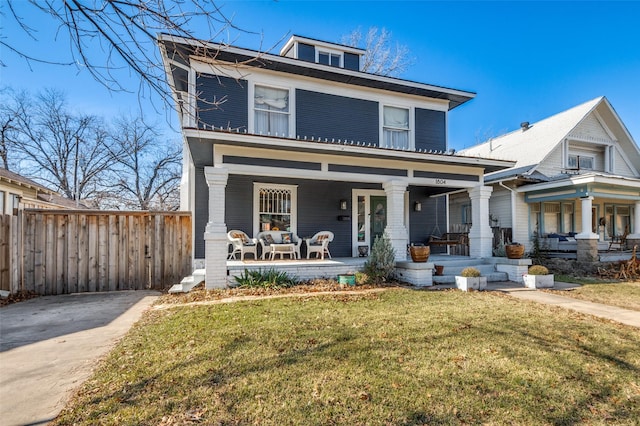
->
364, 233, 396, 283
460, 267, 481, 277
234, 268, 298, 289
527, 265, 549, 275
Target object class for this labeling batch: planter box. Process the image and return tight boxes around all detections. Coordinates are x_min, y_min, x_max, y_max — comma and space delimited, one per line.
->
523, 274, 554, 289
455, 276, 487, 292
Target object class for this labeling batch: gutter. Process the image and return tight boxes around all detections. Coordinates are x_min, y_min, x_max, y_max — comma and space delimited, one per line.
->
499, 181, 518, 243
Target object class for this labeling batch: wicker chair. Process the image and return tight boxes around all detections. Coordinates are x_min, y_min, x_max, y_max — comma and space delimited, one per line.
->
305, 231, 334, 259
227, 230, 258, 260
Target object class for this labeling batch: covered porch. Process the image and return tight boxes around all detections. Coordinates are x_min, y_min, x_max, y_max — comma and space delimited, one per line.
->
225, 254, 531, 287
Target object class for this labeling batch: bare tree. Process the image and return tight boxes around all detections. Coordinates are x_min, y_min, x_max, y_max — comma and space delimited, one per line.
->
0, 96, 19, 170
7, 89, 115, 201
342, 27, 414, 77
105, 115, 181, 210
1, 0, 246, 105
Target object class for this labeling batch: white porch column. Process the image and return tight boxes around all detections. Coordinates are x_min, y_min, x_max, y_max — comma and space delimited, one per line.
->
628, 200, 640, 238
576, 196, 599, 262
203, 166, 229, 289
468, 185, 493, 258
576, 196, 598, 239
383, 180, 408, 261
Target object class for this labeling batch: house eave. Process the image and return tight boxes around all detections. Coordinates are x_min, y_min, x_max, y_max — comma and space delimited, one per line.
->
515, 173, 640, 193
158, 34, 475, 110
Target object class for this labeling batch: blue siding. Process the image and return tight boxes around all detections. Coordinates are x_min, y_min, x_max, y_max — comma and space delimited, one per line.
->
415, 109, 446, 151
329, 164, 407, 177
408, 190, 448, 253
296, 89, 379, 145
223, 156, 322, 171
298, 43, 315, 62
197, 74, 248, 131
414, 171, 479, 182
344, 53, 360, 71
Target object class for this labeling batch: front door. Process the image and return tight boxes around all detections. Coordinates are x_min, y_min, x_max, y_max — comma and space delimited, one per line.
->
352, 190, 387, 256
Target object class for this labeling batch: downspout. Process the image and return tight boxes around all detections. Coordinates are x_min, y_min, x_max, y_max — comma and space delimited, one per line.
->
499, 181, 517, 244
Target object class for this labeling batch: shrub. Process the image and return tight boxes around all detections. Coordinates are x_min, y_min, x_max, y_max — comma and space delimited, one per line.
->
460, 267, 481, 277
234, 268, 298, 289
528, 265, 549, 275
364, 233, 396, 283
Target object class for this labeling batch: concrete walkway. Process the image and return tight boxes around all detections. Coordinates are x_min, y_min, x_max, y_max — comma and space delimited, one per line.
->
501, 285, 640, 328
0, 291, 160, 426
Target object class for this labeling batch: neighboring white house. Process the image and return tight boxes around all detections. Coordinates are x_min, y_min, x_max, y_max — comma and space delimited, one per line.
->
457, 96, 640, 260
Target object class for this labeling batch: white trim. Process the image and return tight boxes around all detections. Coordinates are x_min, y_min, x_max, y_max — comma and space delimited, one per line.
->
380, 104, 414, 150
253, 182, 298, 237
515, 173, 640, 193
281, 35, 366, 57
215, 144, 482, 188
186, 129, 511, 171
315, 47, 343, 68
593, 110, 618, 142
351, 189, 386, 256
249, 82, 295, 138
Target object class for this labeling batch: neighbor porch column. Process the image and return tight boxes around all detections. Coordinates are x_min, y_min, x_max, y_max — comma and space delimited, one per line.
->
626, 200, 640, 248
576, 196, 598, 262
383, 180, 409, 261
204, 166, 229, 289
468, 185, 493, 258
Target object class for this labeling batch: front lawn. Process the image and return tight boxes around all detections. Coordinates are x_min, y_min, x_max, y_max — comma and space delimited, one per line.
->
54, 289, 640, 425
550, 280, 640, 311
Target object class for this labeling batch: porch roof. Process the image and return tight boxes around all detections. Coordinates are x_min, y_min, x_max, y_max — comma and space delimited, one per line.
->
520, 172, 640, 202
185, 128, 515, 174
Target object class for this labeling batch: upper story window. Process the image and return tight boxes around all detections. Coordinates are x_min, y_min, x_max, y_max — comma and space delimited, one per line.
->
317, 50, 341, 68
568, 154, 594, 170
382, 105, 410, 149
254, 85, 290, 136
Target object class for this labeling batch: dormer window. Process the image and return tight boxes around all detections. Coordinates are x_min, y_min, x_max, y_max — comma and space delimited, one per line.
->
568, 154, 594, 170
317, 50, 342, 68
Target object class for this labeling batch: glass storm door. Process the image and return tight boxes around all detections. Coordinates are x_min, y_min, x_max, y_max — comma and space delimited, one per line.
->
352, 190, 387, 257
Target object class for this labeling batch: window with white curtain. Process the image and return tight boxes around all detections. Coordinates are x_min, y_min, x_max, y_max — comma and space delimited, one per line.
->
382, 106, 409, 149
254, 85, 289, 136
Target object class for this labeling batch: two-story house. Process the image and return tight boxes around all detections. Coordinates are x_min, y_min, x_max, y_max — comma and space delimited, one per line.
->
158, 34, 513, 288
459, 97, 640, 261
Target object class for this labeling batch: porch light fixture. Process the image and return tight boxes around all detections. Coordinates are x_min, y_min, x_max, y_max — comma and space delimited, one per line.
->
414, 201, 422, 212
340, 199, 348, 210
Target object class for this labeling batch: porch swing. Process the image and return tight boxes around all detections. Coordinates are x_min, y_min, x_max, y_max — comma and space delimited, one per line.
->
427, 196, 469, 254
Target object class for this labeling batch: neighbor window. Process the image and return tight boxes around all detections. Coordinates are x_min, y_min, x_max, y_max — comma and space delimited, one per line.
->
382, 106, 410, 149
0, 191, 4, 215
10, 193, 19, 215
604, 204, 631, 238
254, 183, 297, 235
568, 154, 594, 170
253, 85, 290, 136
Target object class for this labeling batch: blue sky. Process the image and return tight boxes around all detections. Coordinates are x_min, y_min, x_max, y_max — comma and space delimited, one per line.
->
2, 1, 639, 150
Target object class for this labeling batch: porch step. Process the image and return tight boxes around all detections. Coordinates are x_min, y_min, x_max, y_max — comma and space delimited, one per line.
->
168, 269, 206, 294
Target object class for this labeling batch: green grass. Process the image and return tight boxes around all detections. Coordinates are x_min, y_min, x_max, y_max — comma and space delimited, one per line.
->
551, 280, 640, 311
54, 289, 640, 425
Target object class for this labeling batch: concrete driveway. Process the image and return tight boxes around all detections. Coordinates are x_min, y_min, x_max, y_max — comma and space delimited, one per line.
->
0, 290, 160, 426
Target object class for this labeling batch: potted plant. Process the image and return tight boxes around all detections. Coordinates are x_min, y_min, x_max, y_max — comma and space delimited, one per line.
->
409, 243, 430, 262
505, 242, 525, 259
455, 267, 487, 292
523, 265, 554, 289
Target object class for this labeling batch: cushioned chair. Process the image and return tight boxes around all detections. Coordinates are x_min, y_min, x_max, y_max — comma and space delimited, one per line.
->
227, 230, 258, 260
305, 231, 334, 259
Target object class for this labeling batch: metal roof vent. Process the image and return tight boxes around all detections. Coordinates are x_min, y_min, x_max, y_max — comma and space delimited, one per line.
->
520, 121, 531, 131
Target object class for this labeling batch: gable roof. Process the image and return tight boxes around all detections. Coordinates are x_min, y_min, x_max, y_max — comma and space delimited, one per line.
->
0, 168, 56, 194
459, 96, 640, 181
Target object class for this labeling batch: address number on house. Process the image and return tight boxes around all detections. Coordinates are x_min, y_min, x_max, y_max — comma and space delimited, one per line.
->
435, 179, 447, 185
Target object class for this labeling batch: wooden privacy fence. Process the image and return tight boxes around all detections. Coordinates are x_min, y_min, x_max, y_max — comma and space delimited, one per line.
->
1, 210, 192, 295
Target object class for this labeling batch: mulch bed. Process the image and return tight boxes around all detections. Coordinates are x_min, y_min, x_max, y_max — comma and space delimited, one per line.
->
156, 279, 402, 306
0, 291, 39, 307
